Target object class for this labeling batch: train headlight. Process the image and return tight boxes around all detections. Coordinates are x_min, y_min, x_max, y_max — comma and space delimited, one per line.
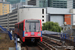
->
24, 34, 28, 36
38, 34, 41, 36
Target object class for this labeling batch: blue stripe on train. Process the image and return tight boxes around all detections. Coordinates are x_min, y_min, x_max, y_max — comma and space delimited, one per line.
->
41, 31, 42, 37
23, 31, 25, 37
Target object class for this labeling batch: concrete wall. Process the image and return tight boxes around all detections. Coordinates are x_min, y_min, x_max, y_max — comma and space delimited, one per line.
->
0, 9, 18, 29
0, 7, 46, 29
18, 8, 46, 23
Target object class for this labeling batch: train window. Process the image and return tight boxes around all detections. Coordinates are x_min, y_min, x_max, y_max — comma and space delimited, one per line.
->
15, 24, 18, 28
25, 20, 40, 32
29, 23, 36, 32
21, 23, 23, 31
25, 23, 29, 32
26, 20, 39, 23
36, 23, 40, 31
19, 24, 20, 29
19, 23, 23, 31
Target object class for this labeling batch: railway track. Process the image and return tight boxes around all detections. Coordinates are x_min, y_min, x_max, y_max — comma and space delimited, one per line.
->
21, 46, 42, 50
43, 34, 61, 40
21, 41, 56, 50
19, 34, 74, 50
42, 35, 74, 50
38, 41, 57, 50
21, 35, 70, 50
43, 35, 62, 46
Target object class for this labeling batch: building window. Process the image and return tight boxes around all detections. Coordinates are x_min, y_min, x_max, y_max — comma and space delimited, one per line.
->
42, 16, 44, 18
42, 9, 44, 14
42, 19, 44, 21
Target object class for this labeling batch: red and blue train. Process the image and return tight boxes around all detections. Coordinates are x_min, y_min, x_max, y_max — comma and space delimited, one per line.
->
14, 19, 42, 43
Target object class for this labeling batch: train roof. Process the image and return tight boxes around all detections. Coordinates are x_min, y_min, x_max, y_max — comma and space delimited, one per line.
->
15, 19, 41, 25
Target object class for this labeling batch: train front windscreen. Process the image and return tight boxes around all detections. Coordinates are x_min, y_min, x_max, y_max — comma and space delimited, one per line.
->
25, 20, 40, 32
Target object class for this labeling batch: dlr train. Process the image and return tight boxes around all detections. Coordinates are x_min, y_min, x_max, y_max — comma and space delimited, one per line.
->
14, 19, 42, 43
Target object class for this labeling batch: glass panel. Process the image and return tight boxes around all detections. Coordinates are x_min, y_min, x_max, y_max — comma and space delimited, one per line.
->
36, 23, 40, 32
25, 23, 29, 32
25, 20, 40, 32
29, 23, 36, 32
